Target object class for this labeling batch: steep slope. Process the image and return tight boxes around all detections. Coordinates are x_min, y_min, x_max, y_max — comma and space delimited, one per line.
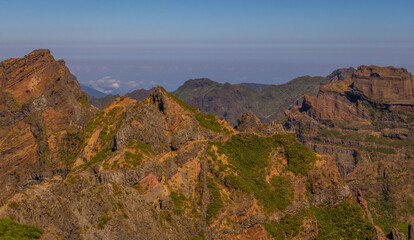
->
173, 69, 354, 125
0, 49, 95, 202
284, 65, 414, 237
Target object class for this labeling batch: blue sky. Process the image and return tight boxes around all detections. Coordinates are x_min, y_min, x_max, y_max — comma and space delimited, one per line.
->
1, 0, 414, 93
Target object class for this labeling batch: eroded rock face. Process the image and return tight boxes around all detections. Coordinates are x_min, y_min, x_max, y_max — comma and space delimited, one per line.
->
285, 65, 414, 237
0, 49, 95, 201
352, 65, 414, 104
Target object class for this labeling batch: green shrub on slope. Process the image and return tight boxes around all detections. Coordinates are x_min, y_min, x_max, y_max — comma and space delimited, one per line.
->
0, 218, 43, 240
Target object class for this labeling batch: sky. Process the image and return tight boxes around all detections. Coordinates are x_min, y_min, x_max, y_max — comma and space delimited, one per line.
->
1, 0, 414, 94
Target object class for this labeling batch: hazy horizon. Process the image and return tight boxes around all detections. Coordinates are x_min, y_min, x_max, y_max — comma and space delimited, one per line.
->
1, 0, 414, 94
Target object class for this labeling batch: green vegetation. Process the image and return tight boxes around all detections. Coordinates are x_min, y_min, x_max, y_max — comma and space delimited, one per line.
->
0, 218, 43, 239
318, 129, 414, 149
61, 130, 84, 166
211, 133, 311, 212
314, 201, 374, 239
127, 139, 155, 155
79, 93, 90, 107
195, 112, 230, 133
80, 106, 127, 169
123, 151, 142, 167
265, 209, 312, 240
206, 177, 223, 224
368, 189, 408, 236
170, 190, 187, 215
265, 201, 373, 240
275, 133, 316, 175
83, 146, 111, 168
120, 140, 154, 168
269, 176, 294, 210
97, 215, 112, 229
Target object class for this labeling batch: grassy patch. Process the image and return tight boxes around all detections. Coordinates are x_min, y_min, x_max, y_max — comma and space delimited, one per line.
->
195, 112, 230, 133
265, 201, 374, 240
274, 133, 316, 175
368, 189, 409, 235
79, 93, 90, 107
124, 151, 143, 167
60, 129, 84, 166
314, 201, 374, 240
127, 139, 155, 155
0, 218, 43, 239
170, 190, 186, 215
212, 133, 305, 212
265, 208, 312, 240
206, 177, 223, 224
319, 129, 414, 149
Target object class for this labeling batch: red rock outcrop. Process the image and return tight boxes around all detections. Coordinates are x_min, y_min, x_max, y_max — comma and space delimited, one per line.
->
353, 65, 414, 104
0, 49, 95, 201
285, 65, 414, 237
300, 65, 414, 122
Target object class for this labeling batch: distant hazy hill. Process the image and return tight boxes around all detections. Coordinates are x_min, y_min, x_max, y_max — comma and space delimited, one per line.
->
80, 84, 107, 98
87, 88, 154, 109
172, 68, 354, 125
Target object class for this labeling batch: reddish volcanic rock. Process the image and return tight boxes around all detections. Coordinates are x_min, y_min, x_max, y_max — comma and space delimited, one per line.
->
353, 65, 414, 104
299, 65, 414, 122
0, 49, 95, 201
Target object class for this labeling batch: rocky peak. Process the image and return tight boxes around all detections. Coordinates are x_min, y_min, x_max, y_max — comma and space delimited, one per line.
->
235, 111, 283, 135
0, 50, 95, 201
177, 78, 219, 89
295, 65, 414, 122
324, 67, 355, 84
352, 65, 414, 104
235, 111, 262, 131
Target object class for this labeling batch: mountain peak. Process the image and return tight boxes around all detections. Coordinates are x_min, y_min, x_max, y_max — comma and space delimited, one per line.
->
179, 78, 219, 88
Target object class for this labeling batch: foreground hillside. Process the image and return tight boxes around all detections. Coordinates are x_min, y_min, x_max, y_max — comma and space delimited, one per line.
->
0, 50, 385, 240
285, 65, 414, 238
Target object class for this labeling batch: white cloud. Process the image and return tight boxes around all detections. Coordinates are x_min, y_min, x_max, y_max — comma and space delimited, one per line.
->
126, 81, 140, 88
88, 76, 153, 94
89, 76, 122, 94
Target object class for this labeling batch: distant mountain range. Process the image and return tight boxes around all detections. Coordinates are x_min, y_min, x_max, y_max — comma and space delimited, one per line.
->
79, 84, 108, 98
173, 68, 354, 125
84, 68, 354, 125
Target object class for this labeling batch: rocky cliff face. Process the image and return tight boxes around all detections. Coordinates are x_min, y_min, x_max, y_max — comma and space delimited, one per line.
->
0, 51, 373, 240
285, 65, 414, 237
0, 49, 95, 202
